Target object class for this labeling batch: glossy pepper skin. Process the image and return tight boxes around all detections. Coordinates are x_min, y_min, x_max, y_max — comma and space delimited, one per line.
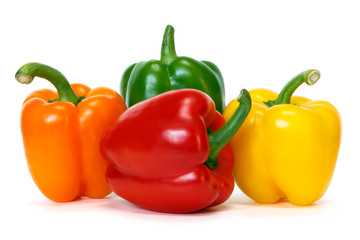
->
101, 89, 251, 213
16, 63, 127, 202
223, 69, 341, 206
120, 25, 226, 113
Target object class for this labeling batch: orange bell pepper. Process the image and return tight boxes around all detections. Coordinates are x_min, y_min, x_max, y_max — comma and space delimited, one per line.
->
16, 62, 127, 202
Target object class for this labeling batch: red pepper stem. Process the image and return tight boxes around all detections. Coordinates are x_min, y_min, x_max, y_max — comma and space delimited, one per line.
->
15, 62, 82, 105
160, 25, 177, 64
206, 89, 251, 169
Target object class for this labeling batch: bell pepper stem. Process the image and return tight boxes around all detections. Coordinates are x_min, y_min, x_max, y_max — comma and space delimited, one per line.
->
160, 25, 177, 64
15, 62, 82, 105
265, 69, 320, 107
206, 89, 251, 169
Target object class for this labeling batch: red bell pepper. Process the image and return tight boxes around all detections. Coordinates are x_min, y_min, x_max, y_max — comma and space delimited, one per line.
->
100, 89, 251, 213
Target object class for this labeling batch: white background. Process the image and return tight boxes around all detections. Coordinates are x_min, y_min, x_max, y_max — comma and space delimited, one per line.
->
1, 0, 359, 239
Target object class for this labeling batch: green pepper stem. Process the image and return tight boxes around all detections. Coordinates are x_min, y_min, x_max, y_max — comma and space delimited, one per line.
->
160, 25, 177, 64
205, 89, 252, 169
15, 62, 82, 105
265, 69, 320, 107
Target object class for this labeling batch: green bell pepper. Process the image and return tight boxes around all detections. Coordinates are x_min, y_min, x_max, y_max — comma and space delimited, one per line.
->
120, 25, 226, 113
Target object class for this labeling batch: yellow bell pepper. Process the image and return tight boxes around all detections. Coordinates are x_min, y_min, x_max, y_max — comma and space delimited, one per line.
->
223, 69, 341, 206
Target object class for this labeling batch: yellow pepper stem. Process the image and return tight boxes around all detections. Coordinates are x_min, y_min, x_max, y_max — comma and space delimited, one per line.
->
265, 69, 321, 107
206, 89, 251, 169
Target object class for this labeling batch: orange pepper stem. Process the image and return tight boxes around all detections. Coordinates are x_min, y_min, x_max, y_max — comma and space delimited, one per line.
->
206, 89, 251, 169
15, 62, 82, 105
160, 25, 177, 64
265, 69, 321, 107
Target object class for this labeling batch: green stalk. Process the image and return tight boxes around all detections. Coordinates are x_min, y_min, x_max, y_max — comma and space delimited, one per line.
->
15, 62, 82, 105
205, 89, 252, 169
264, 69, 321, 107
160, 25, 177, 64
